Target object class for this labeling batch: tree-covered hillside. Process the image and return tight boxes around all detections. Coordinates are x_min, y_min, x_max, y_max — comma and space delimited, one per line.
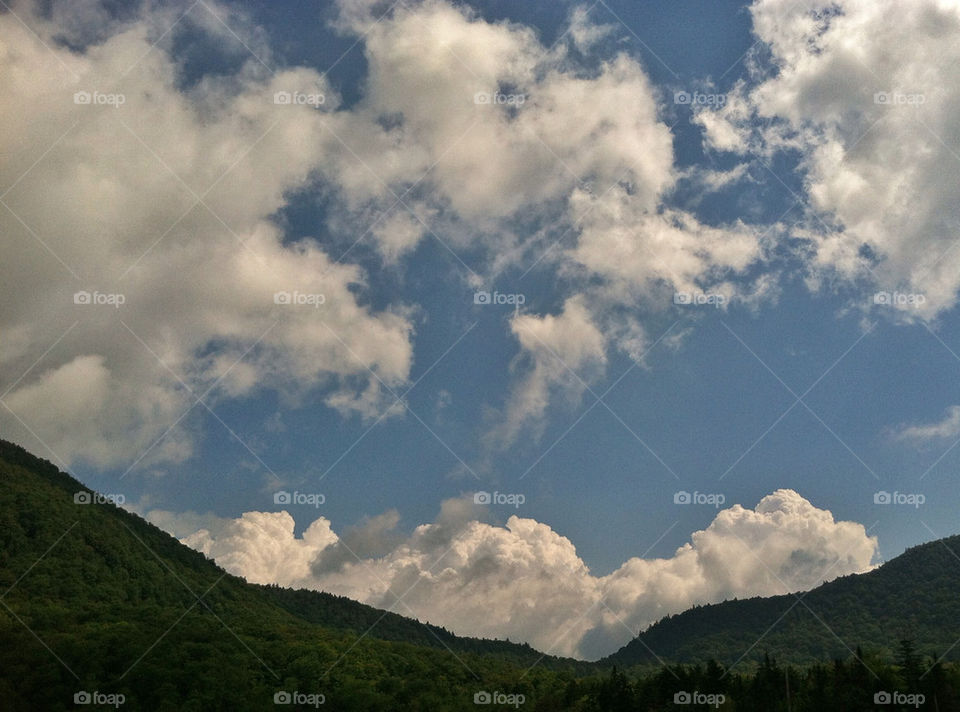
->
0, 438, 585, 710
604, 532, 960, 668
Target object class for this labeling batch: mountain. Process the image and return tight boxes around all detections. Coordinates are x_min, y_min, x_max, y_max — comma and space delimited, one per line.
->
0, 438, 589, 711
604, 534, 960, 668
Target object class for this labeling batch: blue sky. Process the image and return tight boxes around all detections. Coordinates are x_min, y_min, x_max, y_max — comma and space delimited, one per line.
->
3, 0, 960, 658
73, 0, 947, 567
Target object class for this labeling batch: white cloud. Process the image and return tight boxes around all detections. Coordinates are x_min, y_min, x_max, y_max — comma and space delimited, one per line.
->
486, 297, 607, 446
894, 405, 960, 442
0, 0, 773, 467
569, 198, 761, 304
0, 0, 781, 467
568, 7, 616, 52
0, 1, 414, 468
321, 3, 678, 239
327, 1, 765, 432
705, 0, 960, 319
319, 0, 766, 431
592, 488, 877, 659
183, 511, 339, 586
163, 489, 877, 660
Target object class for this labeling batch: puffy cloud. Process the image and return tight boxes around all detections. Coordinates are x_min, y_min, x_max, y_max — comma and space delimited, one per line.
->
486, 297, 607, 446
592, 489, 877, 659
0, 0, 772, 469
1, 0, 774, 467
163, 489, 877, 660
567, 7, 616, 52
317, 1, 766, 432
183, 511, 338, 587
696, 89, 753, 154
321, 2, 678, 242
702, 0, 960, 318
0, 0, 413, 468
893, 405, 960, 443
569, 198, 761, 304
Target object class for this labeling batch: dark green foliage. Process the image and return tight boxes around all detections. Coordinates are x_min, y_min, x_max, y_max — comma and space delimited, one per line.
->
257, 585, 592, 672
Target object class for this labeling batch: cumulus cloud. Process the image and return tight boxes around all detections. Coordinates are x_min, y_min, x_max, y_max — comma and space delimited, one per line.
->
183, 511, 339, 587
315, 0, 767, 436
0, 0, 770, 467
701, 0, 960, 319
0, 0, 415, 468
160, 489, 877, 660
593, 489, 877, 659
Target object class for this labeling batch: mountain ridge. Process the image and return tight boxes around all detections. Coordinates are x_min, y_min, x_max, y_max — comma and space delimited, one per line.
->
603, 528, 960, 668
0, 436, 588, 666
0, 437, 590, 710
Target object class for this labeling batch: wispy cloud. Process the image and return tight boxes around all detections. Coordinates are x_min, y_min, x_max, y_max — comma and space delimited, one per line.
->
894, 406, 960, 443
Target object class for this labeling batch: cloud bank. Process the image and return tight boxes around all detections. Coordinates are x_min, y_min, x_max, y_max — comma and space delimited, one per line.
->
161, 489, 877, 660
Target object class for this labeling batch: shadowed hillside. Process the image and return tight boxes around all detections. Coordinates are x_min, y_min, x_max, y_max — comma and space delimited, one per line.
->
0, 439, 588, 711
604, 533, 960, 668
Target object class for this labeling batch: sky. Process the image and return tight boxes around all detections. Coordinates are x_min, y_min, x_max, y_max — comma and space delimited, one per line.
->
2, 0, 960, 660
